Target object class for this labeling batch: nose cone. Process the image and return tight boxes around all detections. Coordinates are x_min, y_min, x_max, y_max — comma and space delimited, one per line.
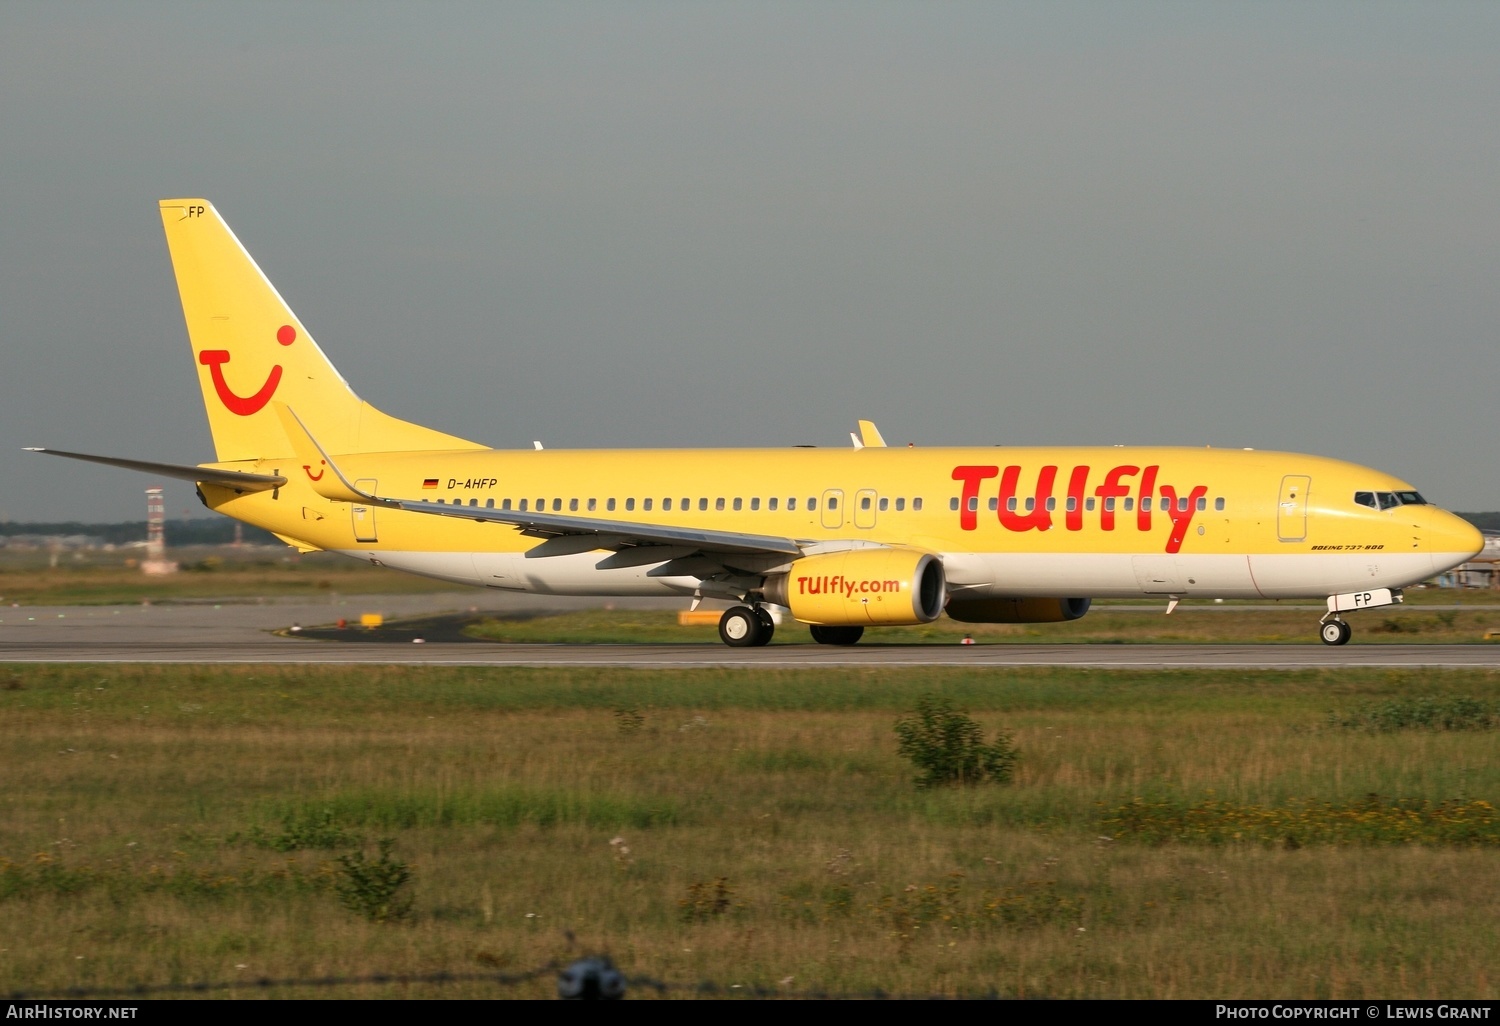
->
1423, 509, 1484, 575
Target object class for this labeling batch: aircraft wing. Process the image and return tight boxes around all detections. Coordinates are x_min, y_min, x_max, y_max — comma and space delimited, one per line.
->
381, 497, 804, 557
25, 448, 287, 491
273, 404, 803, 559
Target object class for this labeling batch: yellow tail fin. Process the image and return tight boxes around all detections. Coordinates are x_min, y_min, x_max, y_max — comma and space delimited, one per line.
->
159, 199, 484, 462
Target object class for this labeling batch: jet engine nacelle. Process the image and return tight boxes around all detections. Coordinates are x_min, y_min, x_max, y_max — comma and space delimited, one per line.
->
945, 596, 1092, 623
762, 549, 946, 626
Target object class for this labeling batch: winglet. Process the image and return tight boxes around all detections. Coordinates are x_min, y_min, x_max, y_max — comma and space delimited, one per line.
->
271, 403, 379, 504
857, 420, 887, 448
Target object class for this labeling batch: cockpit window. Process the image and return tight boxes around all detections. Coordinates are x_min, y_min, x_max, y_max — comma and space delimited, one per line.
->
1358, 490, 1428, 510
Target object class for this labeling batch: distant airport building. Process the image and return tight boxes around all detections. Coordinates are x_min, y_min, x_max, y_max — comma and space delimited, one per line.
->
1437, 531, 1500, 588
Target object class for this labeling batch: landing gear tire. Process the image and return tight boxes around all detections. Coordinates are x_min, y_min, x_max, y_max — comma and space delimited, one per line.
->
752, 606, 775, 646
1320, 620, 1352, 646
809, 625, 865, 646
719, 605, 769, 648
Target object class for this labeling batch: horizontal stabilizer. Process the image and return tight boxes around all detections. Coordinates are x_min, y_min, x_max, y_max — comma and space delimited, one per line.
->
24, 448, 286, 491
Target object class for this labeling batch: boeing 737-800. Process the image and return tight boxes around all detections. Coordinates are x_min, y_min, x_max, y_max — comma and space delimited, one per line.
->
29, 200, 1484, 647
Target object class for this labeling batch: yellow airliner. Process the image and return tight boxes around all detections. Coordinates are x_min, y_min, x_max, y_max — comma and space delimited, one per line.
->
30, 200, 1484, 647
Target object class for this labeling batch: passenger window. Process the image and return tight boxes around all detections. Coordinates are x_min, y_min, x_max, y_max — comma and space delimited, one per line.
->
536, 498, 544, 510
519, 499, 528, 512
607, 498, 616, 511
1045, 497, 1056, 511
1104, 498, 1115, 512
588, 498, 597, 511
1123, 498, 1133, 512
787, 498, 796, 511
486, 499, 494, 509
662, 498, 671, 511
502, 498, 512, 510
750, 498, 760, 511
716, 498, 725, 511
968, 497, 979, 512
950, 498, 960, 511
470, 498, 478, 507
808, 498, 817, 511
860, 497, 871, 510
699, 498, 708, 511
552, 498, 561, 511
733, 498, 743, 511
1086, 497, 1096, 511
1196, 497, 1206, 511
895, 498, 905, 512
913, 498, 923, 511
768, 498, 778, 511
643, 498, 652, 511
1066, 497, 1076, 512
879, 497, 888, 511
1006, 497, 1017, 512
569, 498, 578, 512
988, 497, 998, 511
828, 497, 838, 510
1215, 497, 1225, 511
1141, 497, 1152, 512
1178, 497, 1188, 512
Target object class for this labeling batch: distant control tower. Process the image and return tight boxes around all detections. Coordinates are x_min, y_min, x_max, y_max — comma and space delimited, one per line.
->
141, 487, 179, 575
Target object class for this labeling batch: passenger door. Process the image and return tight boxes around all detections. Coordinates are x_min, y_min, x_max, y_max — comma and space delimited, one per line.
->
1277, 475, 1310, 542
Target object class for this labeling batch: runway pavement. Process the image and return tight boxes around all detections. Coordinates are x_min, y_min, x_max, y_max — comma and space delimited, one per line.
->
3, 593, 1500, 668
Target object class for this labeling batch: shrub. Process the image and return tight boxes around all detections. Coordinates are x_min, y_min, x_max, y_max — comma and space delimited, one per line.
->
1329, 695, 1498, 732
335, 839, 413, 923
245, 808, 361, 851
894, 694, 1018, 788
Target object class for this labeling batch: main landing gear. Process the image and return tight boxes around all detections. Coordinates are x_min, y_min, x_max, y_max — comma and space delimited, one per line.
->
1319, 615, 1353, 646
809, 625, 864, 646
719, 605, 775, 647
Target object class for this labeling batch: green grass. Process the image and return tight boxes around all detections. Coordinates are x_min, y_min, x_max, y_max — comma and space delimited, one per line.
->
3, 664, 1499, 998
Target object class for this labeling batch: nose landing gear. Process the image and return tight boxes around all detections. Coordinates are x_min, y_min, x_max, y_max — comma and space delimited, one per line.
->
1319, 615, 1353, 646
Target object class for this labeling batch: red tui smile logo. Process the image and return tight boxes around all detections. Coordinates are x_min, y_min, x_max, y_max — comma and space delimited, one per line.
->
200, 325, 296, 416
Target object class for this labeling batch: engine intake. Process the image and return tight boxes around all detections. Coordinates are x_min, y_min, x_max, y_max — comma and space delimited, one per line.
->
945, 597, 1092, 624
763, 549, 945, 626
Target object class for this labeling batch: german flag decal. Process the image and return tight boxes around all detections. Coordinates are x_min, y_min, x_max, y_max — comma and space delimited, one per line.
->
422, 478, 439, 489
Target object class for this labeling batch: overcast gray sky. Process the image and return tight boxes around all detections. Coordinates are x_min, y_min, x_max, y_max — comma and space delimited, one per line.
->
4, 1, 1498, 523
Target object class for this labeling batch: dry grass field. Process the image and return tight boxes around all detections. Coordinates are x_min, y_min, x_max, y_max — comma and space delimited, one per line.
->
3, 664, 1498, 999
